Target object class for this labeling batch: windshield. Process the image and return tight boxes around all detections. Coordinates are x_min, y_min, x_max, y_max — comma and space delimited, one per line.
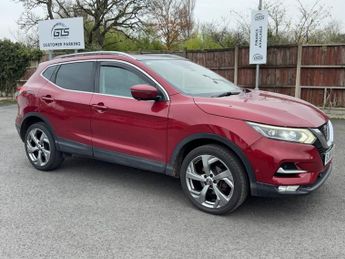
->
142, 59, 241, 97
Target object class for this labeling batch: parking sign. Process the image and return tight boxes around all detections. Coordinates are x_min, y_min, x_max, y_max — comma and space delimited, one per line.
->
249, 10, 268, 64
38, 17, 85, 50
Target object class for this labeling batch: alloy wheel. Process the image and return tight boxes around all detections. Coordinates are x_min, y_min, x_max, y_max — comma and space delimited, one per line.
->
26, 128, 51, 167
185, 154, 234, 209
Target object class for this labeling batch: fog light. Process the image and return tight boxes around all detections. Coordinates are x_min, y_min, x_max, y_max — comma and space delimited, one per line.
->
278, 185, 300, 192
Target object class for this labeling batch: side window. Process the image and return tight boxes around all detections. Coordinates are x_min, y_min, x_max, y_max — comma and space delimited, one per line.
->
55, 62, 94, 92
42, 66, 57, 81
99, 66, 149, 97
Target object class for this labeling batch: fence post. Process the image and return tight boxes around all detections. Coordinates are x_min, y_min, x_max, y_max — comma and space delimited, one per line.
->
323, 88, 327, 108
295, 44, 302, 98
234, 46, 239, 85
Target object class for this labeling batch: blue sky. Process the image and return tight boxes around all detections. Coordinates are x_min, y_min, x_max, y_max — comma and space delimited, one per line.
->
1, 0, 344, 40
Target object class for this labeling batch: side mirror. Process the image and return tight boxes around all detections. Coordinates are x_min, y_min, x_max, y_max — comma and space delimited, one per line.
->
130, 84, 160, 101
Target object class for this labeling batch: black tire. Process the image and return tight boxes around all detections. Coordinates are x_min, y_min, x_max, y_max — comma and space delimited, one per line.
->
24, 122, 64, 171
180, 144, 248, 215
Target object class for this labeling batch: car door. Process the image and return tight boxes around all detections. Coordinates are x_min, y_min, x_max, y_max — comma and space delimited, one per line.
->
90, 61, 170, 172
38, 61, 96, 156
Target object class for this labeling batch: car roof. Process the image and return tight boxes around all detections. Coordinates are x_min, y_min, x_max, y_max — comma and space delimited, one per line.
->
53, 51, 186, 62
132, 54, 186, 61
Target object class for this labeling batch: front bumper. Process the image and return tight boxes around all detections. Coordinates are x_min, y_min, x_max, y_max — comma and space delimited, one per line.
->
251, 163, 332, 197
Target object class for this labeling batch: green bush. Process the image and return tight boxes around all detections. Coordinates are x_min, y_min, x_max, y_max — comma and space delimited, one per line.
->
0, 40, 42, 96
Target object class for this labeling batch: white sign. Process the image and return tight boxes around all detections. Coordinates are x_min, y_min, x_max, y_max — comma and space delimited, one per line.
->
38, 17, 85, 51
249, 10, 268, 64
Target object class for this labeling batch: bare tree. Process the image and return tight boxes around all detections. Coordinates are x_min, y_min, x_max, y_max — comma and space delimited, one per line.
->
310, 21, 345, 44
179, 0, 196, 40
148, 0, 195, 50
293, 0, 330, 43
16, 0, 148, 49
263, 0, 292, 44
200, 18, 248, 48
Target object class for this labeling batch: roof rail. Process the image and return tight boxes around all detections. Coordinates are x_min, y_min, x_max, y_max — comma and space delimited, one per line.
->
54, 51, 135, 60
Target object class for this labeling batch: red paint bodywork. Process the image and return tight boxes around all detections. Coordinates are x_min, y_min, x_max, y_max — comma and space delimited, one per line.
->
16, 54, 332, 193
130, 84, 159, 100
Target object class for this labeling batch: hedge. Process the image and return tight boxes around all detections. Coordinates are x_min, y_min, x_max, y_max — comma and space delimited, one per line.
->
0, 40, 42, 96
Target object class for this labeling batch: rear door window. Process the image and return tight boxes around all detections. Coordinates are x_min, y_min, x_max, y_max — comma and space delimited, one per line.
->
55, 62, 95, 92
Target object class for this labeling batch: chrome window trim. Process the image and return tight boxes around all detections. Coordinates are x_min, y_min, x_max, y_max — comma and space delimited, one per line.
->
39, 59, 170, 101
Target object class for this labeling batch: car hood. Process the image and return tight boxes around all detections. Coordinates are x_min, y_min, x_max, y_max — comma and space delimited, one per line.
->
193, 90, 328, 128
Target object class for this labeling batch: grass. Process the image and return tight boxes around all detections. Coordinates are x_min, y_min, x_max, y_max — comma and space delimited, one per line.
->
0, 99, 16, 106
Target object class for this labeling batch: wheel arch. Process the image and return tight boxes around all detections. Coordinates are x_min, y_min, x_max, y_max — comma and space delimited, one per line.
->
166, 133, 256, 187
19, 112, 54, 141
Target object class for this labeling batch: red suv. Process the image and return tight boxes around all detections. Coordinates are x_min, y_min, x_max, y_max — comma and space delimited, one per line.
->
16, 51, 334, 214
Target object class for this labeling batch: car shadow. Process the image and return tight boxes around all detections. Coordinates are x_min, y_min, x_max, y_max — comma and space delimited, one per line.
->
56, 156, 329, 220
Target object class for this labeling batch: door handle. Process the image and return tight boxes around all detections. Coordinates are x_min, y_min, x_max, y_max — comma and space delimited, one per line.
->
41, 95, 54, 103
92, 102, 108, 112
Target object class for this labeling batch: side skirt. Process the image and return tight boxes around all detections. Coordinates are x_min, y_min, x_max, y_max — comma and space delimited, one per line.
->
93, 148, 166, 173
56, 137, 166, 174
56, 137, 92, 157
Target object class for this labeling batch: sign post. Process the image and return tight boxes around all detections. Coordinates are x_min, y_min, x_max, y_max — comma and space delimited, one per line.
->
249, 0, 268, 90
38, 17, 85, 60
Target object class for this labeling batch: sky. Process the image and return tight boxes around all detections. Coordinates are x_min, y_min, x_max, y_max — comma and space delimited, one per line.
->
0, 0, 345, 41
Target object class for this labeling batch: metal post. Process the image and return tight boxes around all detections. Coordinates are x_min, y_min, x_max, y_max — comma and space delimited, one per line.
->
255, 65, 260, 90
48, 50, 53, 60
295, 44, 302, 98
74, 49, 78, 53
234, 46, 239, 85
255, 0, 263, 90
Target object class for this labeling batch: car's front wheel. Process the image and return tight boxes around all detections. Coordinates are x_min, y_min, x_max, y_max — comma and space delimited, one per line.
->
180, 144, 248, 214
24, 122, 64, 171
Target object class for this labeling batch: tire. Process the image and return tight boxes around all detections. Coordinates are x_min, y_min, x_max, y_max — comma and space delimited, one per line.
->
24, 122, 64, 171
180, 144, 248, 215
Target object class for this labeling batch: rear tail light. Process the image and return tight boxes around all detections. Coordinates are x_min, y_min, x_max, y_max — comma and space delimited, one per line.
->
15, 86, 23, 99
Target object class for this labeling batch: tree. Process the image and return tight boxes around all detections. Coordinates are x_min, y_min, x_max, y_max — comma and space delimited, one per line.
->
198, 19, 248, 49
309, 21, 345, 44
179, 0, 196, 40
293, 0, 330, 43
0, 40, 42, 96
264, 1, 292, 44
16, 0, 148, 49
148, 0, 196, 50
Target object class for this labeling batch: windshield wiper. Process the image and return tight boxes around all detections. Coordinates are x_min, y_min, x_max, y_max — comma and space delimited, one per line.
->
213, 91, 241, 97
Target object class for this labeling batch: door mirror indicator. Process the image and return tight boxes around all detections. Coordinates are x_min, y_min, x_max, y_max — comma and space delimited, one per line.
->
130, 84, 160, 101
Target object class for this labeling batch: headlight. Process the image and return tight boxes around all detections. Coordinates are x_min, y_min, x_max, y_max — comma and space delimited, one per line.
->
248, 122, 316, 144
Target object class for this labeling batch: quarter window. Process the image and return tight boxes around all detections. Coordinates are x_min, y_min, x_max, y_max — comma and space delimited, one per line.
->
99, 66, 148, 97
55, 62, 94, 92
42, 66, 57, 81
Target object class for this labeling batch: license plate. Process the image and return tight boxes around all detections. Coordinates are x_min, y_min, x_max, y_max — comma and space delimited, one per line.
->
324, 146, 334, 165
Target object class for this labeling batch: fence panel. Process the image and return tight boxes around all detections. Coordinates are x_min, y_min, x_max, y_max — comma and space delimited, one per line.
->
183, 44, 345, 107
19, 44, 345, 107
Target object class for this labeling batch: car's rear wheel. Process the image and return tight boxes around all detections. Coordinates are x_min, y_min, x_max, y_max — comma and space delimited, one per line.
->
180, 144, 248, 214
24, 122, 64, 171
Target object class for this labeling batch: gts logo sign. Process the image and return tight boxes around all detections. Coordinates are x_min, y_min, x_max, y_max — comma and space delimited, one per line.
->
53, 28, 69, 37
51, 22, 70, 38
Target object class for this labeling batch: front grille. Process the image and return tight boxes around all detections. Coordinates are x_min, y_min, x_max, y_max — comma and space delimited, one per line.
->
312, 121, 332, 158
313, 139, 327, 159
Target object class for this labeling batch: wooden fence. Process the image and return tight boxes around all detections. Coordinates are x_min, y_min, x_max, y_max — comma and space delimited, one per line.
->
176, 44, 345, 107
19, 44, 345, 107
